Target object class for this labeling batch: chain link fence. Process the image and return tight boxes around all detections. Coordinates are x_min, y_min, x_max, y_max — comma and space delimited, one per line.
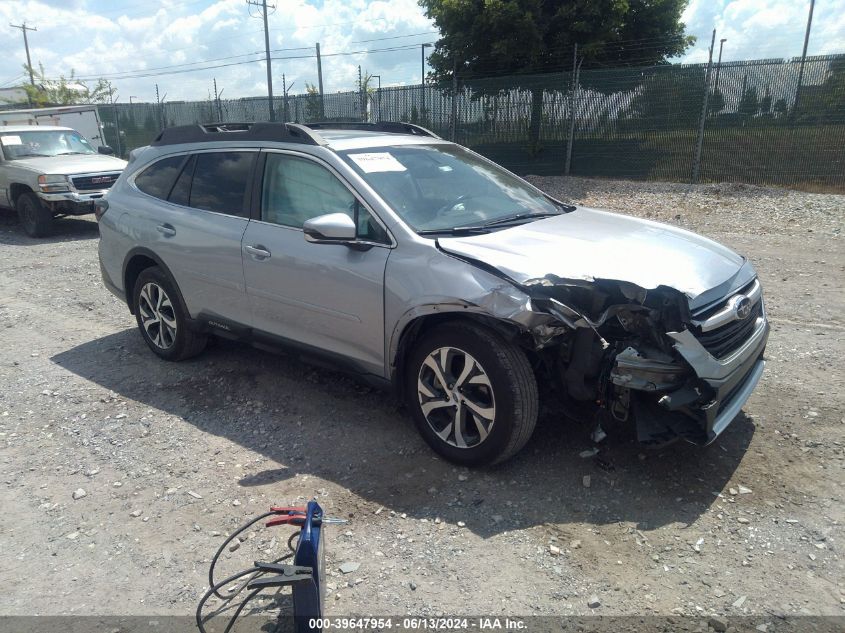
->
97, 54, 844, 191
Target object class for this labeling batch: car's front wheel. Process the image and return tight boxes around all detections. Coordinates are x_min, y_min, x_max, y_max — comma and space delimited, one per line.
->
132, 266, 207, 361
406, 322, 538, 466
16, 192, 53, 237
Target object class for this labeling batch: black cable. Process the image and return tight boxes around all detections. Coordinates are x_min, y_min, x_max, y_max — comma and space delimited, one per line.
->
224, 587, 264, 633
209, 511, 276, 598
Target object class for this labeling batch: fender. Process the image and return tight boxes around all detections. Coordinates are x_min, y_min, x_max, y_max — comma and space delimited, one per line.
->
121, 246, 191, 320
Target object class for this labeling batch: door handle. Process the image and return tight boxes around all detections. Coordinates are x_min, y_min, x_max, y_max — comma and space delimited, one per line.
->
244, 244, 271, 259
156, 223, 176, 237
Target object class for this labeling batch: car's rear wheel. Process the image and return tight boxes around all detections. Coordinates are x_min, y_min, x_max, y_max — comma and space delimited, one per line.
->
406, 322, 538, 466
16, 192, 53, 237
132, 266, 207, 361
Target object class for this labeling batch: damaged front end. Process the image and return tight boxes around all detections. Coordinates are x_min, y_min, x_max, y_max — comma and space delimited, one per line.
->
511, 274, 769, 446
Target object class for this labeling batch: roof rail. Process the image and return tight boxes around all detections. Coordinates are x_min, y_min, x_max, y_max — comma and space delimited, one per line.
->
303, 121, 441, 139
150, 122, 326, 147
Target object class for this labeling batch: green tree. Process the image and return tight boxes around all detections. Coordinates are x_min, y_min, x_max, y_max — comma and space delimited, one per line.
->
773, 98, 788, 116
738, 85, 758, 117
418, 0, 694, 146
21, 63, 110, 107
623, 66, 705, 129
304, 82, 322, 121
758, 93, 772, 115
708, 87, 726, 116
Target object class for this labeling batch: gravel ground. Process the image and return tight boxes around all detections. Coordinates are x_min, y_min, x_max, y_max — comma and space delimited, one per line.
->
0, 177, 843, 629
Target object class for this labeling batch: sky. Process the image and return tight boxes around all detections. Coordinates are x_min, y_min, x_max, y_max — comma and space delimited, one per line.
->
0, 0, 843, 103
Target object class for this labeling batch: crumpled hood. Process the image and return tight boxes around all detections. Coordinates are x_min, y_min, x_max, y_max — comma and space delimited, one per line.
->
438, 207, 751, 308
11, 154, 127, 174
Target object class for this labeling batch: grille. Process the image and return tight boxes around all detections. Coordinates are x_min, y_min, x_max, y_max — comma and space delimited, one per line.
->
72, 173, 120, 191
696, 300, 762, 358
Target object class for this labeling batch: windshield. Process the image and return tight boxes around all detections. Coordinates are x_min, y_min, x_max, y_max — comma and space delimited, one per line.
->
0, 130, 96, 160
339, 144, 570, 234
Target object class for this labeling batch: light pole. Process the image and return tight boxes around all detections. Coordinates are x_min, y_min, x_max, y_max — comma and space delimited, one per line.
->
371, 75, 381, 121
129, 96, 138, 104
421, 43, 432, 123
714, 38, 727, 92
794, 0, 816, 116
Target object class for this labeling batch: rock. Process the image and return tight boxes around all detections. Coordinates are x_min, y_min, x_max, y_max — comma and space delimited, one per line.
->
549, 544, 561, 556
737, 517, 750, 524
409, 581, 417, 590
755, 624, 768, 632
339, 562, 360, 574
708, 615, 728, 632
457, 521, 466, 528
492, 514, 504, 523
713, 588, 725, 598
129, 509, 142, 517
732, 595, 747, 608
84, 469, 100, 477
457, 474, 468, 482
228, 541, 241, 552
112, 481, 123, 488
570, 539, 582, 549
587, 595, 601, 608
582, 475, 591, 488
186, 490, 202, 499
738, 485, 752, 494
65, 531, 80, 540
729, 488, 738, 496
579, 448, 599, 458
72, 488, 87, 500
813, 542, 825, 550
232, 499, 241, 507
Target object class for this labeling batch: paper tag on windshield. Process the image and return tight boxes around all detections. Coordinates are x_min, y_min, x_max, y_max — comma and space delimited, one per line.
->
1, 135, 22, 145
348, 152, 406, 173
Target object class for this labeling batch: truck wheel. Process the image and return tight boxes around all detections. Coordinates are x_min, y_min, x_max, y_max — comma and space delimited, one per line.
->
16, 193, 53, 237
406, 322, 538, 466
132, 266, 207, 361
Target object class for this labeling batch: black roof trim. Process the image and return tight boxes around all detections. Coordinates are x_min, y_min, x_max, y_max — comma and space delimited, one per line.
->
303, 121, 440, 139
150, 122, 325, 147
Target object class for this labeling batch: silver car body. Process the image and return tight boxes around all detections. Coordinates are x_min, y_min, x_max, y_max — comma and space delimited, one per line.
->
99, 124, 768, 446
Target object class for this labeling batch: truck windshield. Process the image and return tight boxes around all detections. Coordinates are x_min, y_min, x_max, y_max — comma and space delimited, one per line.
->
339, 144, 572, 235
0, 130, 96, 160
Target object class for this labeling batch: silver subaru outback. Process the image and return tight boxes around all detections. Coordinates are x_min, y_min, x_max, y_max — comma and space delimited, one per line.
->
97, 122, 769, 465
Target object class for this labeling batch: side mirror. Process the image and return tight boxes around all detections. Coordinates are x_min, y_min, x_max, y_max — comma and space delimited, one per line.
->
303, 213, 356, 243
97, 145, 115, 155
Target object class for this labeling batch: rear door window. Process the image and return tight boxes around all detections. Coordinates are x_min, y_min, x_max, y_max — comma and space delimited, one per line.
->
168, 154, 196, 207
188, 152, 255, 217
134, 155, 185, 200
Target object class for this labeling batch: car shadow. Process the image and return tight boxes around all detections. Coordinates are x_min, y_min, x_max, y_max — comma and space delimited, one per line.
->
0, 207, 99, 244
51, 328, 753, 537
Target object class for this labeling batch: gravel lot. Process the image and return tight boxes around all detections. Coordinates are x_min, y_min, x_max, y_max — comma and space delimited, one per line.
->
0, 177, 843, 629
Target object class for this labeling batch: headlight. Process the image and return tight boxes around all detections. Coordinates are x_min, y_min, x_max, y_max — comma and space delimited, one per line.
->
37, 175, 70, 193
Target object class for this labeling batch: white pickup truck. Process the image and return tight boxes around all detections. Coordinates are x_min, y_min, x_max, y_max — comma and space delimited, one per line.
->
0, 124, 127, 237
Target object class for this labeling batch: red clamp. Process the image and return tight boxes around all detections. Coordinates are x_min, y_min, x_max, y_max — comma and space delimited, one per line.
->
266, 506, 306, 528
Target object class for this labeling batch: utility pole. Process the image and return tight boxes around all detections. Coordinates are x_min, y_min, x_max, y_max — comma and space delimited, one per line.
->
421, 43, 432, 123
371, 75, 381, 121
213, 78, 222, 121
108, 82, 122, 158
358, 65, 364, 122
10, 22, 37, 106
316, 43, 324, 118
564, 44, 579, 176
282, 74, 287, 122
247, 0, 276, 122
714, 38, 727, 92
793, 0, 816, 117
692, 29, 716, 183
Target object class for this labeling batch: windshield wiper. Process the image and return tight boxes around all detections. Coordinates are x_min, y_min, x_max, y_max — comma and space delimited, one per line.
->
480, 211, 563, 228
417, 226, 492, 236
55, 151, 90, 155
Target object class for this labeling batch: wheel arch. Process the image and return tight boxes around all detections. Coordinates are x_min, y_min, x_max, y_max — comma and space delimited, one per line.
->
9, 183, 34, 206
122, 248, 187, 317
389, 306, 527, 397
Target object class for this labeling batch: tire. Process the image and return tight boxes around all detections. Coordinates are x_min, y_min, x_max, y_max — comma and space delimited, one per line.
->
16, 192, 53, 237
406, 322, 538, 466
132, 266, 207, 361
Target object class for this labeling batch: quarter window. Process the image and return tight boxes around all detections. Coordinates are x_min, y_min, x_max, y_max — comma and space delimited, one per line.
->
168, 154, 195, 207
189, 152, 254, 217
261, 153, 388, 243
134, 155, 185, 200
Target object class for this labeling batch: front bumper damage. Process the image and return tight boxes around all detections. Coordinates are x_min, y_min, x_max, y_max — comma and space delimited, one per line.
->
455, 268, 769, 446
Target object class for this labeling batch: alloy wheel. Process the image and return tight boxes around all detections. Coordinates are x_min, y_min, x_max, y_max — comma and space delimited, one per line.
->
138, 282, 177, 349
417, 346, 496, 449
